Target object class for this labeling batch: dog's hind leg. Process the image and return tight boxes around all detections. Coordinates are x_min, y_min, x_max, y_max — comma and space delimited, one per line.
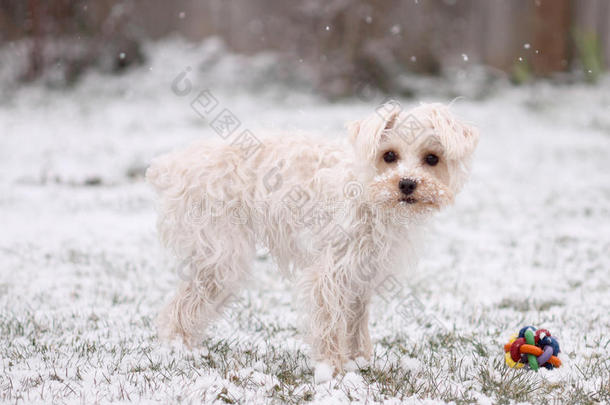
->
157, 222, 256, 347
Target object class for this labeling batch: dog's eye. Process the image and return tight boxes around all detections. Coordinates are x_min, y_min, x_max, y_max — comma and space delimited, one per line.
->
425, 154, 439, 166
383, 151, 398, 163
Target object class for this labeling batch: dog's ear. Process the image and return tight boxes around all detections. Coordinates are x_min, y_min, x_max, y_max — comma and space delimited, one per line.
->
417, 103, 479, 192
348, 103, 401, 161
447, 119, 479, 161
422, 103, 479, 160
346, 120, 361, 143
460, 122, 479, 158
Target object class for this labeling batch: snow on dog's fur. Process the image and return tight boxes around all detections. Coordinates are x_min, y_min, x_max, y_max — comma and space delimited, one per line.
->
147, 102, 479, 374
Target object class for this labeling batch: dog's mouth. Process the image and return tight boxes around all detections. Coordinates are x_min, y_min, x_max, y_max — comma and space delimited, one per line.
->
399, 197, 418, 204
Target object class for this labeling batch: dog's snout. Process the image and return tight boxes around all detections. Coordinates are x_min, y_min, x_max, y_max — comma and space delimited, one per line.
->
399, 178, 417, 196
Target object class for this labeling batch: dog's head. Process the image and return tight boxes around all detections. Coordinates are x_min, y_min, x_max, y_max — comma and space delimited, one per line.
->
347, 102, 478, 217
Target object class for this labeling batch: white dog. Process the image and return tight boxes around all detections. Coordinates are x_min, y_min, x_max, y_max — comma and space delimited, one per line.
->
147, 102, 478, 374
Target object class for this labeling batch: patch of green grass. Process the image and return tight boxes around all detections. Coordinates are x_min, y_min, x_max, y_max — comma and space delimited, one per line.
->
573, 28, 604, 83
475, 358, 542, 404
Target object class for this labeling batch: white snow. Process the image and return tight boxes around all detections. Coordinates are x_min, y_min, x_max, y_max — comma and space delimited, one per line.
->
400, 356, 421, 371
0, 37, 609, 404
314, 362, 334, 384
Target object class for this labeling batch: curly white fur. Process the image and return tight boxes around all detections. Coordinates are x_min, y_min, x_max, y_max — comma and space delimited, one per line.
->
147, 102, 479, 371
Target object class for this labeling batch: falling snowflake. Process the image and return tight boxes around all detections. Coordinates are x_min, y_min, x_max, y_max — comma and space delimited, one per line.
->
365, 16, 372, 23
461, 53, 469, 62
325, 26, 330, 31
119, 52, 126, 60
410, 56, 417, 62
178, 12, 186, 19
524, 43, 531, 49
390, 25, 401, 35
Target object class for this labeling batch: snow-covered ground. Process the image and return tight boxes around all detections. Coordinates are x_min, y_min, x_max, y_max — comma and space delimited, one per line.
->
1, 39, 609, 404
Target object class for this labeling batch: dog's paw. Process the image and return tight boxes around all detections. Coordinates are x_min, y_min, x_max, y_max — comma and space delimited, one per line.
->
313, 362, 334, 384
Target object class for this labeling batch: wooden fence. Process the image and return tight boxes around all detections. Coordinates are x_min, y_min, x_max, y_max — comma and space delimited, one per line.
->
1, 0, 608, 87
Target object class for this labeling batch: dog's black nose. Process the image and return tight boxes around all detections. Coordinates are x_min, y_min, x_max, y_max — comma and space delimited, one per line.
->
399, 178, 417, 196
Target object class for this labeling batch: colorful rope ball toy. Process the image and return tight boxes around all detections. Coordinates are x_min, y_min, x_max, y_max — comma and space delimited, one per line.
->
504, 326, 561, 371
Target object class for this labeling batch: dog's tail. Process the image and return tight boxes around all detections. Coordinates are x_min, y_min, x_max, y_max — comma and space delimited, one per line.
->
145, 154, 174, 194
146, 140, 215, 194
146, 151, 198, 258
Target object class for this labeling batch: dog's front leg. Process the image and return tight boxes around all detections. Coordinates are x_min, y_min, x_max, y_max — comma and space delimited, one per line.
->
347, 294, 373, 362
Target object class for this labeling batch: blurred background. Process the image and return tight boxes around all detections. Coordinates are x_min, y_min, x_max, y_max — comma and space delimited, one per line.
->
1, 0, 607, 97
